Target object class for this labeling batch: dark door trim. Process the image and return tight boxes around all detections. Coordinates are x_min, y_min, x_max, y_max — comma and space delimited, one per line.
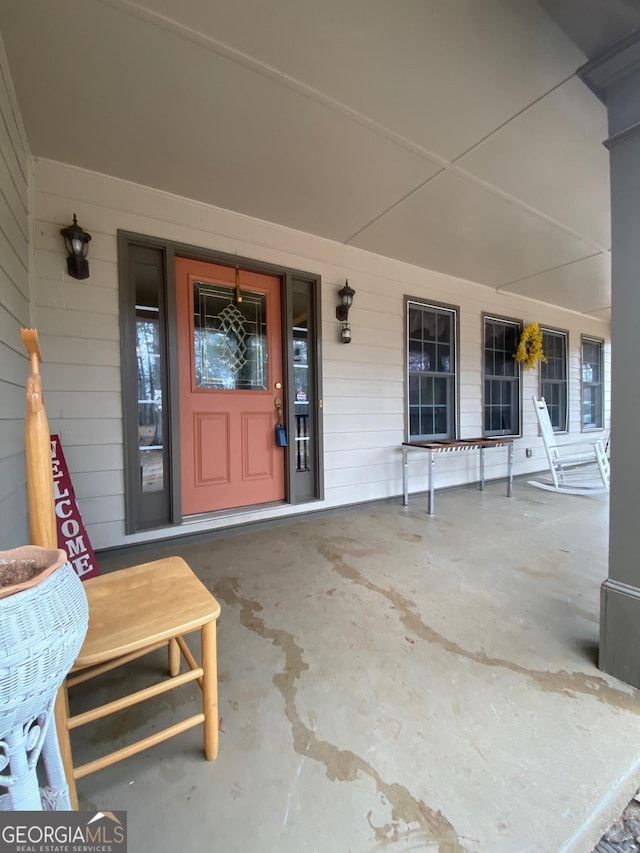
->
118, 230, 324, 533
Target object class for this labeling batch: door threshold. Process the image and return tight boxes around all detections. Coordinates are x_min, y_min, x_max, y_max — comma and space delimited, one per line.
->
182, 501, 288, 525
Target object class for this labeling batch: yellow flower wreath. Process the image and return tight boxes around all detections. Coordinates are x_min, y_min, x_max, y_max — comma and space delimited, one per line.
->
514, 322, 547, 370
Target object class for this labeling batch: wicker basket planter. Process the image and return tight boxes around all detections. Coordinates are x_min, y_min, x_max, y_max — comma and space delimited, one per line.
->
0, 546, 89, 809
0, 546, 66, 600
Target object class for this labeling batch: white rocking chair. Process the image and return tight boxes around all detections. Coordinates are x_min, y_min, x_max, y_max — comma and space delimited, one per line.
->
528, 396, 610, 495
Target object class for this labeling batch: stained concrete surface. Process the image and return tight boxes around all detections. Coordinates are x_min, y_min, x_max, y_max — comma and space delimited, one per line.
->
72, 482, 640, 852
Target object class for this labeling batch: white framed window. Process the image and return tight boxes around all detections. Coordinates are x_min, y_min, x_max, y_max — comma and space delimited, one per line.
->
581, 336, 604, 430
406, 299, 457, 440
483, 316, 521, 437
540, 328, 568, 432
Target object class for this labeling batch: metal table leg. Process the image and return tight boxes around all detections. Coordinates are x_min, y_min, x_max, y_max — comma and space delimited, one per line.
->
402, 447, 408, 506
507, 441, 514, 497
479, 446, 485, 491
427, 449, 435, 515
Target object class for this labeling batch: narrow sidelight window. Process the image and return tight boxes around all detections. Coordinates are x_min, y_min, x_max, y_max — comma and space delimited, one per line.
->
120, 242, 172, 532
290, 278, 321, 500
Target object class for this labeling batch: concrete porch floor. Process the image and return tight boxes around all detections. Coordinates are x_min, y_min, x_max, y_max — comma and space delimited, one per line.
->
73, 482, 640, 852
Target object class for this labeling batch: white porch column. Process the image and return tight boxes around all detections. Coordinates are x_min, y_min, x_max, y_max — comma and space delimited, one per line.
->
579, 32, 640, 687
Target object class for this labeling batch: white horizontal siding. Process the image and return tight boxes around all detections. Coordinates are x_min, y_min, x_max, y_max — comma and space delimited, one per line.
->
39, 335, 120, 367
48, 418, 123, 447
0, 38, 29, 547
42, 364, 120, 393
32, 158, 610, 549
0, 451, 26, 502
322, 360, 400, 382
0, 481, 28, 545
43, 391, 122, 421
0, 143, 27, 239
0, 418, 24, 459
71, 470, 124, 501
34, 306, 120, 341
0, 336, 28, 385
325, 397, 402, 416
326, 462, 405, 489
323, 430, 400, 453
59, 444, 123, 474
0, 226, 28, 292
0, 263, 29, 322
325, 447, 404, 471
0, 188, 27, 267
33, 275, 118, 315
78, 495, 124, 527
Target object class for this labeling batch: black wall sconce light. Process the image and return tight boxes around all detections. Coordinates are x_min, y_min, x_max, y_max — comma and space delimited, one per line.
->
336, 280, 355, 343
60, 214, 92, 280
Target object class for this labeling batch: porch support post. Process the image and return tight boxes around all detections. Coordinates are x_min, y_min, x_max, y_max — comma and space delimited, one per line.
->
579, 32, 640, 687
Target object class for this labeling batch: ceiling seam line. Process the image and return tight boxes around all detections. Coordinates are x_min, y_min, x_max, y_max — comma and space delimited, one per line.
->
449, 73, 578, 164
102, 0, 587, 195
35, 161, 472, 287
494, 288, 608, 320
95, 0, 452, 167
437, 163, 610, 254
347, 156, 610, 254
95, 1, 609, 252
344, 170, 446, 244
37, 161, 446, 283
496, 251, 606, 289
584, 305, 612, 314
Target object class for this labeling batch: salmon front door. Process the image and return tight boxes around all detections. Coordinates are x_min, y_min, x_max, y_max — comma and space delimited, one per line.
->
176, 257, 285, 515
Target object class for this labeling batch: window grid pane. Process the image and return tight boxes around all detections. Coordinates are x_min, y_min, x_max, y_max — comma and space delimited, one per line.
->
582, 338, 604, 429
407, 303, 456, 440
541, 330, 568, 431
483, 317, 520, 437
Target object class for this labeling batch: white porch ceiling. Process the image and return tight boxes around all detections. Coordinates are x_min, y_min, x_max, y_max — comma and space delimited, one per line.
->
0, 0, 631, 321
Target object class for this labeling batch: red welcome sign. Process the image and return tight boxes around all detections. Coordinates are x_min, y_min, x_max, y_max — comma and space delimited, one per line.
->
50, 435, 100, 580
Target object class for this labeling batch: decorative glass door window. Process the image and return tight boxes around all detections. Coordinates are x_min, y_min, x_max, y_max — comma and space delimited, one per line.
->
193, 282, 268, 390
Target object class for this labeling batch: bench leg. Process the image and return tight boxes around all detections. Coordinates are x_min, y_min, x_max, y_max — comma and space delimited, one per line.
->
507, 442, 514, 497
402, 447, 409, 506
201, 620, 219, 761
427, 450, 435, 515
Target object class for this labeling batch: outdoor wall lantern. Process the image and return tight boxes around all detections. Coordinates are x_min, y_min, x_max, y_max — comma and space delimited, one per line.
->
336, 280, 355, 343
60, 214, 92, 280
